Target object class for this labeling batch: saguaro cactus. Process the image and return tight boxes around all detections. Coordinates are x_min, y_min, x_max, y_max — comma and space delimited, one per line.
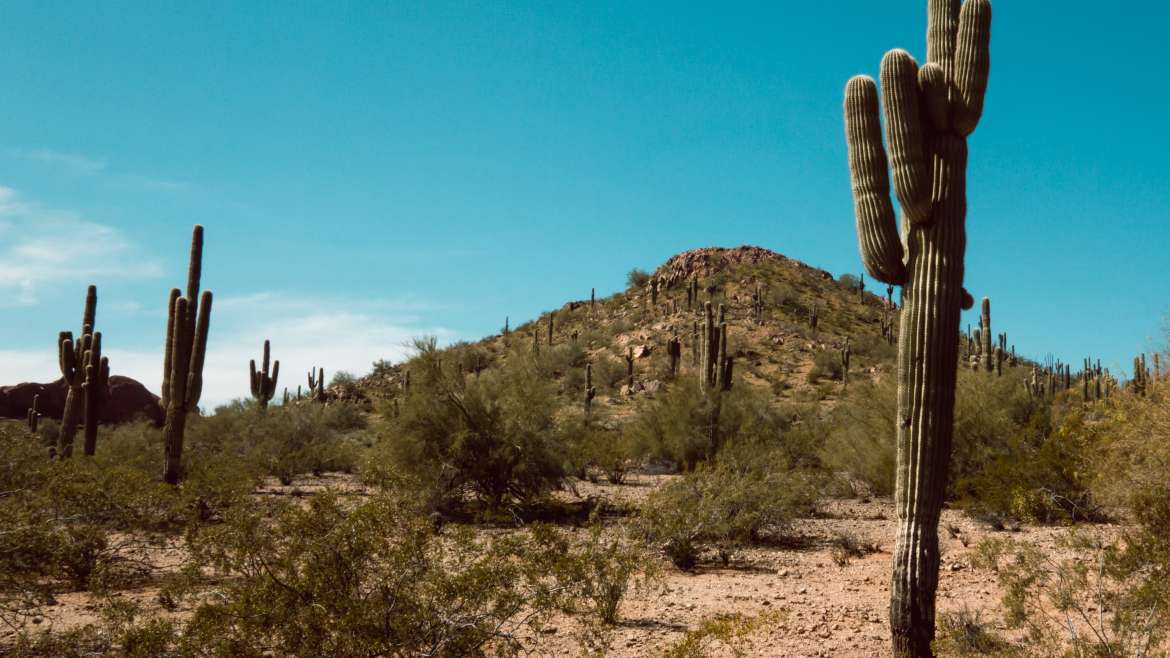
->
27, 395, 40, 433
82, 332, 110, 456
584, 364, 597, 414
308, 366, 326, 402
667, 335, 682, 378
57, 285, 99, 458
250, 340, 280, 409
843, 1, 991, 654
161, 226, 213, 484
980, 298, 993, 372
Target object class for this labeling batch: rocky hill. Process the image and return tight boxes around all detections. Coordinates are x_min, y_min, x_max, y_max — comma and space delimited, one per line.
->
358, 245, 901, 417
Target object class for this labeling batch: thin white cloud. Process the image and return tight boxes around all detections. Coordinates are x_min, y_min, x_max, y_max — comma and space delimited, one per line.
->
1, 291, 455, 409
9, 148, 107, 173
0, 186, 162, 306
7, 147, 188, 192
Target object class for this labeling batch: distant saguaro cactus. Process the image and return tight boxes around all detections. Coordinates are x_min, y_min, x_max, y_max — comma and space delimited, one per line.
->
841, 338, 852, 388
667, 335, 682, 378
308, 366, 326, 402
161, 226, 213, 484
27, 395, 40, 433
843, 0, 991, 653
249, 340, 280, 409
980, 298, 993, 372
808, 303, 819, 333
56, 285, 98, 458
547, 312, 555, 347
584, 363, 597, 415
81, 331, 110, 456
625, 347, 635, 389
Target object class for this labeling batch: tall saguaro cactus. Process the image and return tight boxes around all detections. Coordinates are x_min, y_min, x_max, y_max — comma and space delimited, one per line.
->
82, 331, 110, 456
57, 285, 98, 458
979, 297, 993, 372
161, 226, 213, 485
249, 340, 280, 409
843, 1, 991, 654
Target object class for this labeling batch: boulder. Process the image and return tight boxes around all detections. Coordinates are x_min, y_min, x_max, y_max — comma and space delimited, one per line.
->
0, 376, 164, 426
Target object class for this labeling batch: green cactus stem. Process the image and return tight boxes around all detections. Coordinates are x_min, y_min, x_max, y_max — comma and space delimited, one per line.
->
249, 339, 280, 409
161, 226, 213, 484
308, 366, 326, 402
27, 395, 40, 433
57, 285, 98, 458
504, 316, 509, 343
82, 331, 110, 456
585, 364, 597, 415
591, 288, 595, 311
667, 335, 682, 378
980, 297, 993, 372
809, 303, 819, 333
844, 0, 991, 652
841, 338, 852, 387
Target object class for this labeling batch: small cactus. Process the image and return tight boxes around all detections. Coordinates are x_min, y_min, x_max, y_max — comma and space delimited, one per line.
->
625, 347, 635, 389
547, 312, 555, 347
249, 340, 280, 409
841, 338, 852, 387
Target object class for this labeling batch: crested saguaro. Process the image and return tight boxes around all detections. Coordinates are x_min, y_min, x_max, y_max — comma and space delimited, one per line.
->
161, 225, 213, 485
843, 1, 991, 655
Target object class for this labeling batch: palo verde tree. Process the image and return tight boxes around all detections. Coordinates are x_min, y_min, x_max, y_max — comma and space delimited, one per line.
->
843, 0, 991, 655
161, 225, 213, 484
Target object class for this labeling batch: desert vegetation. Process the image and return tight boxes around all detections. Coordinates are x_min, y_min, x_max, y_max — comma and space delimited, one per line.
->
2, 222, 1166, 657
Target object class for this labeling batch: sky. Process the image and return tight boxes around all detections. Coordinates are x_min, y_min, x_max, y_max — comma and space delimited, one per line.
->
0, 1, 1166, 407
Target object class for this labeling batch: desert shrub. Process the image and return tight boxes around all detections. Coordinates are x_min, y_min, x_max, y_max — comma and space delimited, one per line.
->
976, 526, 1170, 657
627, 268, 651, 289
566, 424, 637, 484
661, 613, 781, 658
177, 491, 585, 658
627, 384, 815, 472
821, 378, 897, 496
806, 348, 843, 383
375, 338, 567, 509
821, 368, 1094, 522
637, 455, 820, 570
933, 607, 1018, 657
828, 530, 880, 567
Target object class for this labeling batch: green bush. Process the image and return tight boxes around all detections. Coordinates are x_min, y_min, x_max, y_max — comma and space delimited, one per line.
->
177, 491, 611, 658
637, 456, 820, 570
627, 268, 651, 290
374, 338, 567, 509
806, 349, 843, 384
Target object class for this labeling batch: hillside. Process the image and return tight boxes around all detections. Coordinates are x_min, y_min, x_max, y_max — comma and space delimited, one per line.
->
357, 245, 899, 417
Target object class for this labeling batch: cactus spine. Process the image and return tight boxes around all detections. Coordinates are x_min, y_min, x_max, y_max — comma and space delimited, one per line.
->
161, 226, 213, 484
249, 340, 280, 409
843, 0, 991, 653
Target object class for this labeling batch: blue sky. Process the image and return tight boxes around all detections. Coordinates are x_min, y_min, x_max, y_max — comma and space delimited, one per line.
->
0, 2, 1166, 405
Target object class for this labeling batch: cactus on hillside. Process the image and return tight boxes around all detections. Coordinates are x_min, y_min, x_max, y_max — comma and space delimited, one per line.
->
249, 340, 280, 409
547, 312, 555, 346
808, 303, 819, 332
841, 338, 852, 387
667, 335, 682, 378
27, 395, 40, 433
584, 363, 597, 415
980, 297, 993, 372
843, 0, 991, 652
308, 366, 326, 402
56, 285, 98, 458
625, 347, 635, 389
161, 226, 213, 484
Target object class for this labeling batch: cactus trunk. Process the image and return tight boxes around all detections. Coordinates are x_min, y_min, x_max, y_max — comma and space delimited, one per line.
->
843, 1, 990, 653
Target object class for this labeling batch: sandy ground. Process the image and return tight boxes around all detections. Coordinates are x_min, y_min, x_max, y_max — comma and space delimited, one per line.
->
9, 471, 1121, 657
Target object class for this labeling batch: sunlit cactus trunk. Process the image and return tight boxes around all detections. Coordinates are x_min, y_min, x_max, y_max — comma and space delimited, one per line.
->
843, 0, 990, 654
161, 226, 213, 485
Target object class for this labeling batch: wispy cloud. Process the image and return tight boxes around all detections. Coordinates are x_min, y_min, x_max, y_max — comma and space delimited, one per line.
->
7, 147, 188, 192
9, 148, 107, 173
1, 291, 454, 409
0, 186, 162, 306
